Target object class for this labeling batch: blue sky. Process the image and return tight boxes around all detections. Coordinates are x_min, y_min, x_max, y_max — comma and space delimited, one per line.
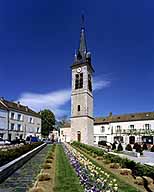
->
0, 0, 154, 118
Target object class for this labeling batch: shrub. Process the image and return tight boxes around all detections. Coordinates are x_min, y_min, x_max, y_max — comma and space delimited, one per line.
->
143, 176, 153, 185
119, 168, 132, 175
133, 143, 139, 149
72, 141, 104, 156
0, 142, 43, 167
142, 143, 148, 150
29, 187, 45, 192
135, 144, 143, 155
121, 159, 136, 170
98, 140, 107, 146
117, 143, 123, 151
151, 145, 154, 152
43, 163, 52, 169
46, 159, 52, 163
110, 163, 120, 169
134, 177, 144, 185
125, 144, 132, 151
38, 173, 51, 181
112, 142, 116, 150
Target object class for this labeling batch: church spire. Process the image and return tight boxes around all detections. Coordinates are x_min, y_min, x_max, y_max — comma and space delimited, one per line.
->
77, 14, 87, 60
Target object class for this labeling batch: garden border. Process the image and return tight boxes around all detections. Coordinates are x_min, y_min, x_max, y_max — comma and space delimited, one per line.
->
0, 143, 46, 183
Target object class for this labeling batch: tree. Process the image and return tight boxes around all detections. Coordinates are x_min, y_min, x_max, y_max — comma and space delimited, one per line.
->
125, 144, 132, 151
117, 143, 123, 151
40, 109, 55, 137
112, 142, 116, 150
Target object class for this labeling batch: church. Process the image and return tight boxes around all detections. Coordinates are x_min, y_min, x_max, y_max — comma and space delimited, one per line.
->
60, 17, 154, 146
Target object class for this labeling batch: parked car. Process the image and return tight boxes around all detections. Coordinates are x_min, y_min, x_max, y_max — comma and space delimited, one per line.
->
25, 136, 40, 144
0, 138, 11, 145
98, 140, 112, 147
42, 138, 52, 144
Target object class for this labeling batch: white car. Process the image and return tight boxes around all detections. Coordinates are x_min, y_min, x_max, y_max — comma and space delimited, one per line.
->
0, 138, 11, 145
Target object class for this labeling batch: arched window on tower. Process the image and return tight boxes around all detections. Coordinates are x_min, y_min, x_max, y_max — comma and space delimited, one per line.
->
75, 73, 83, 89
75, 74, 79, 89
88, 74, 92, 92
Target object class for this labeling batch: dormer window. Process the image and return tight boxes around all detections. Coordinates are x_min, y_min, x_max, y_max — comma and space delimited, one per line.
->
101, 126, 105, 132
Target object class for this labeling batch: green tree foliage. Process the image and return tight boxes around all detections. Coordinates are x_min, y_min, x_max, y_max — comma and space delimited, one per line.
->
40, 109, 55, 137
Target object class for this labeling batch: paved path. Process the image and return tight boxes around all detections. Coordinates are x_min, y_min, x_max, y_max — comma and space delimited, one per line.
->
109, 151, 154, 166
0, 145, 51, 192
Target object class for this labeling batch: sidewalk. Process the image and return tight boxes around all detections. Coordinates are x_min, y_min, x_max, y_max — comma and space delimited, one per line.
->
108, 151, 154, 166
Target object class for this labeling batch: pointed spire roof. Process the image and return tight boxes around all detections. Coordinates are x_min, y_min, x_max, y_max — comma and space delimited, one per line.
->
72, 15, 94, 72
78, 14, 87, 58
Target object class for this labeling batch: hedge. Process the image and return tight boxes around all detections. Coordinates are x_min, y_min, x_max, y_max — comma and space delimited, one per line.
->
0, 142, 43, 167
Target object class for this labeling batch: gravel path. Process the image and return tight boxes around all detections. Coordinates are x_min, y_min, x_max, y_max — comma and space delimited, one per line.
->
0, 145, 51, 192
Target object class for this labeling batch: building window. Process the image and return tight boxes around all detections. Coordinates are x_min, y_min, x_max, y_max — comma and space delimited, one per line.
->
99, 136, 107, 141
77, 105, 80, 112
80, 73, 83, 88
88, 74, 92, 92
145, 124, 151, 130
116, 125, 121, 133
17, 124, 21, 131
101, 126, 105, 132
17, 114, 21, 121
11, 123, 15, 130
37, 127, 39, 133
29, 117, 33, 123
11, 112, 15, 119
75, 73, 83, 89
114, 136, 123, 143
61, 130, 63, 135
94, 136, 96, 143
130, 125, 134, 130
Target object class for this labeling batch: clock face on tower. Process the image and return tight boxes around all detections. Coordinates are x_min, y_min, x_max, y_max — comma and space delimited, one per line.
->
76, 67, 82, 73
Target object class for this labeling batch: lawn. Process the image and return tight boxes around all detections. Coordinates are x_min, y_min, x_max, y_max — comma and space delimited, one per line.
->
54, 145, 84, 192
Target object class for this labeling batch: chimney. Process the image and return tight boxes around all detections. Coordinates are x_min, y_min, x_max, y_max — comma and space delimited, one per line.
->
25, 106, 28, 112
109, 112, 112, 117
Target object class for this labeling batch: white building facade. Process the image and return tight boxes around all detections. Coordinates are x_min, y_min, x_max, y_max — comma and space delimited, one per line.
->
0, 103, 8, 140
0, 98, 41, 141
60, 112, 154, 145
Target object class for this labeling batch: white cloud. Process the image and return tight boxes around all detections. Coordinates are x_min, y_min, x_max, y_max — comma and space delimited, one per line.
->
17, 78, 111, 118
93, 78, 111, 91
18, 89, 71, 117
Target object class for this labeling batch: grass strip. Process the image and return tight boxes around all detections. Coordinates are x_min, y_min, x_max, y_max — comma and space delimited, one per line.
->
72, 145, 143, 192
54, 144, 84, 192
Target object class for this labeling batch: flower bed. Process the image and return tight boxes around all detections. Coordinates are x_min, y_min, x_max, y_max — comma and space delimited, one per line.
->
0, 142, 43, 167
63, 143, 118, 192
72, 142, 154, 181
72, 142, 105, 157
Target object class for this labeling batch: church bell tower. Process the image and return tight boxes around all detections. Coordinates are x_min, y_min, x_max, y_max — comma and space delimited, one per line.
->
71, 15, 94, 145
